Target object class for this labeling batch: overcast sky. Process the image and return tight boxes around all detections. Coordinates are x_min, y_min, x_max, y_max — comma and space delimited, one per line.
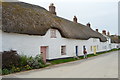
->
16, 0, 119, 35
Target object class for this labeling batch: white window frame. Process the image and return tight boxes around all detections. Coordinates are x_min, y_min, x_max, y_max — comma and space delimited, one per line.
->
61, 46, 66, 55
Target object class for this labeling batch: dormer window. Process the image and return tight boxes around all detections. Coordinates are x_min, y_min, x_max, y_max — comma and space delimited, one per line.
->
50, 29, 56, 38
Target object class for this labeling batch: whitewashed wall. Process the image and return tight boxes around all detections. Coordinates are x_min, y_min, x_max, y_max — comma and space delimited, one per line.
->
1, 29, 117, 60
111, 43, 118, 49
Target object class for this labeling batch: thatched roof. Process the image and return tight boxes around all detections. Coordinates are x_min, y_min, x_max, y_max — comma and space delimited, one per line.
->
109, 35, 120, 43
2, 2, 107, 42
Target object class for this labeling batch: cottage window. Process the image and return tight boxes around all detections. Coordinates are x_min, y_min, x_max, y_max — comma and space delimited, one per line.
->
50, 29, 56, 38
61, 46, 66, 55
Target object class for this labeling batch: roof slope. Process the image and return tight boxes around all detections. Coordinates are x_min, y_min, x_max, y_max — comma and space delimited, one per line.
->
109, 35, 120, 43
2, 2, 107, 42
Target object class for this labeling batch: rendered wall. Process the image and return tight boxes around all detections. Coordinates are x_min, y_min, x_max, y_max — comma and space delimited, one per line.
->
1, 29, 116, 60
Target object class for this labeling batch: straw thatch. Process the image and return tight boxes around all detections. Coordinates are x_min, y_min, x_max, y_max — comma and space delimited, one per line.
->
2, 2, 107, 42
109, 35, 120, 43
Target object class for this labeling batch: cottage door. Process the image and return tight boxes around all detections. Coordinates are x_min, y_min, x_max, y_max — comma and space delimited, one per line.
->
75, 46, 78, 56
41, 46, 47, 63
93, 46, 96, 55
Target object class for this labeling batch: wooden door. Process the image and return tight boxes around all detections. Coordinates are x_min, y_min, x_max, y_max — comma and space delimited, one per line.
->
93, 46, 96, 55
75, 46, 78, 56
41, 46, 47, 63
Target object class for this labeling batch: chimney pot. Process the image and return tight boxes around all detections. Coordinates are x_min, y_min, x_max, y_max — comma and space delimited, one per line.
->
107, 31, 110, 36
96, 29, 98, 32
49, 3, 56, 15
102, 30, 106, 35
73, 16, 77, 23
86, 23, 91, 27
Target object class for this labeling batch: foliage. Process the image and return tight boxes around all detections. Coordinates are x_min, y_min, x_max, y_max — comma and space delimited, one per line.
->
24, 65, 32, 70
19, 55, 28, 66
1, 50, 45, 75
27, 55, 45, 69
2, 69, 10, 75
10, 66, 21, 73
2, 50, 20, 69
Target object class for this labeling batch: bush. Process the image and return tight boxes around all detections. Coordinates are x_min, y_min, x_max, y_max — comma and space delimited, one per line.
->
1, 50, 46, 75
19, 55, 28, 67
10, 66, 21, 73
10, 66, 16, 73
27, 55, 45, 69
2, 50, 20, 69
24, 65, 32, 70
2, 69, 10, 75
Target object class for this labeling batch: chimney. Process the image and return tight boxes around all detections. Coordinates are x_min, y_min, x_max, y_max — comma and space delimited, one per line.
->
107, 31, 110, 36
73, 16, 77, 23
102, 30, 106, 35
86, 23, 91, 27
49, 3, 56, 15
96, 29, 98, 32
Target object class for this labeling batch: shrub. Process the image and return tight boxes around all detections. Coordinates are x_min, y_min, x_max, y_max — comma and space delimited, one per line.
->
14, 67, 21, 72
2, 50, 20, 69
24, 65, 32, 70
27, 55, 45, 69
10, 66, 16, 73
35, 54, 45, 65
19, 55, 28, 67
2, 69, 10, 75
9, 66, 21, 73
1, 50, 45, 75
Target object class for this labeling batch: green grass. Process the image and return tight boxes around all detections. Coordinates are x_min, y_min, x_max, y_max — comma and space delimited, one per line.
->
49, 58, 78, 65
49, 48, 120, 65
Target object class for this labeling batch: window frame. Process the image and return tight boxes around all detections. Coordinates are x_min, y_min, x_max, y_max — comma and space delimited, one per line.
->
61, 46, 66, 55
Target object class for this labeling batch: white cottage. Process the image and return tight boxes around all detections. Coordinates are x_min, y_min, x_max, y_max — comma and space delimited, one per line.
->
0, 2, 117, 62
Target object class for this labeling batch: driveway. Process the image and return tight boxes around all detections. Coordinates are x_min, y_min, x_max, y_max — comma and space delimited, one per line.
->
3, 51, 118, 78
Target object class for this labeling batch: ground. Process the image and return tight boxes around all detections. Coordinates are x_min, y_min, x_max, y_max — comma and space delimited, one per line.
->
3, 51, 118, 78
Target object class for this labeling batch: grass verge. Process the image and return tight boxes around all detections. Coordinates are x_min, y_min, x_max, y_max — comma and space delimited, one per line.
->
49, 48, 120, 65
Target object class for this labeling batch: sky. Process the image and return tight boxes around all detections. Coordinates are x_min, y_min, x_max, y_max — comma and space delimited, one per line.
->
6, 0, 119, 35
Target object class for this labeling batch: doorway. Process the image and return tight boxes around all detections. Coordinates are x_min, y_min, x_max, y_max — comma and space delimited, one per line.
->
40, 46, 48, 63
75, 46, 78, 56
93, 46, 97, 55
